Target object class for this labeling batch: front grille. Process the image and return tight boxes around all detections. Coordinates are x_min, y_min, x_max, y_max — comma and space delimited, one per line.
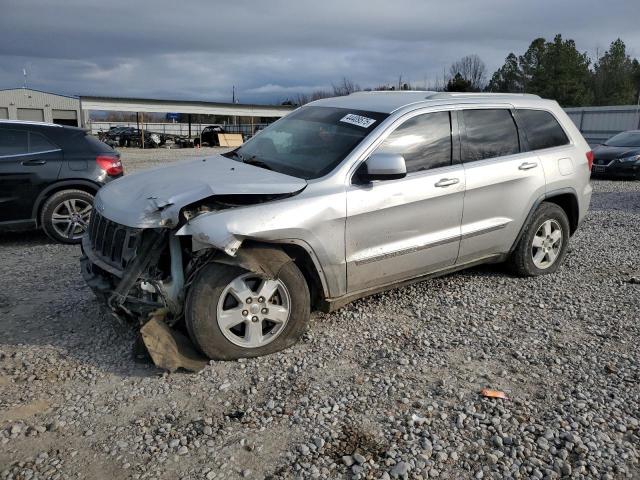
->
88, 210, 143, 271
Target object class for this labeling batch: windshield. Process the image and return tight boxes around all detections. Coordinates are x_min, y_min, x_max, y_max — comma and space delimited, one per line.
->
226, 106, 388, 179
604, 131, 640, 147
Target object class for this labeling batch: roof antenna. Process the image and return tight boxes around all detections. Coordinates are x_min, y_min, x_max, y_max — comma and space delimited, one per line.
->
23, 67, 28, 89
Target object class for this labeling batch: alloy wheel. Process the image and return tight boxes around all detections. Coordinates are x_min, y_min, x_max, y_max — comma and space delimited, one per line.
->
51, 198, 92, 241
216, 273, 291, 348
531, 219, 563, 269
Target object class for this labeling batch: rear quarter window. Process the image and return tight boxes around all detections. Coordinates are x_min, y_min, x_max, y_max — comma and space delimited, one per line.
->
516, 109, 569, 151
84, 134, 116, 153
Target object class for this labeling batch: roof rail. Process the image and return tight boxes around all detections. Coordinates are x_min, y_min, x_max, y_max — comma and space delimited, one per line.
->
425, 92, 541, 100
0, 119, 64, 127
349, 90, 438, 95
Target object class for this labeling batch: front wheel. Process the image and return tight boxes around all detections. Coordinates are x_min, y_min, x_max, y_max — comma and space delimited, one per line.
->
185, 261, 310, 360
508, 202, 570, 277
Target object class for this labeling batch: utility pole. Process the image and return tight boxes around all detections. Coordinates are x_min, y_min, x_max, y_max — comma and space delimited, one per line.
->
636, 89, 640, 129
232, 85, 237, 126
22, 68, 27, 89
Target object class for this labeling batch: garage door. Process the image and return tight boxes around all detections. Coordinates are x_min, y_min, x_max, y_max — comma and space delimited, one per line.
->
52, 109, 78, 127
0, 107, 7, 119
17, 108, 44, 122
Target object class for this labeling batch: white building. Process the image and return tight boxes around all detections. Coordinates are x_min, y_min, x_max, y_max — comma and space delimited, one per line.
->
0, 88, 81, 126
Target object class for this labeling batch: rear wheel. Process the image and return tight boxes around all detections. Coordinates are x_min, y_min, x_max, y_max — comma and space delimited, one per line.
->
508, 202, 570, 276
185, 261, 310, 360
41, 189, 94, 244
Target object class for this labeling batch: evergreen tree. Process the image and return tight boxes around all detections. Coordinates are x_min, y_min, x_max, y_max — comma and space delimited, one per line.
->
593, 39, 637, 105
489, 35, 593, 106
445, 73, 474, 92
487, 53, 521, 92
519, 37, 547, 94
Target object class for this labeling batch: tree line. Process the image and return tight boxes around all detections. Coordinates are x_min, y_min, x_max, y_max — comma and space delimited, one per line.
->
284, 35, 640, 108
487, 35, 640, 106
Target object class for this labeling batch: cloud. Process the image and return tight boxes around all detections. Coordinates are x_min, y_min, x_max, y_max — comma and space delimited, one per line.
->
1, 0, 638, 104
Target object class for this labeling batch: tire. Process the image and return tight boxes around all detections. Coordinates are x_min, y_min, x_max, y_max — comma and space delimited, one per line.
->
41, 189, 94, 244
185, 261, 310, 360
508, 202, 570, 277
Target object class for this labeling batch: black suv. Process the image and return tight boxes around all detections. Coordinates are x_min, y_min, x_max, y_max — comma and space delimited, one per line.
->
0, 120, 123, 244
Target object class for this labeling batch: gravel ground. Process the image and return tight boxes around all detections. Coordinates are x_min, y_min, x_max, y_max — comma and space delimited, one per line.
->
1, 149, 639, 479
115, 147, 231, 174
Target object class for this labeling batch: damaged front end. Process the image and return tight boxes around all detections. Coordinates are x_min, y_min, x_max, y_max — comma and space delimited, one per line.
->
80, 209, 191, 324
80, 189, 304, 371
80, 207, 222, 371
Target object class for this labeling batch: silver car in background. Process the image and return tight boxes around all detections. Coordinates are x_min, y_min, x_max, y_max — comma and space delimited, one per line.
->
81, 92, 593, 360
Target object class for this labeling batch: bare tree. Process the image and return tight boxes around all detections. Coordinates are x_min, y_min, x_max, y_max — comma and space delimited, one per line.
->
449, 54, 487, 91
284, 78, 360, 106
332, 77, 361, 96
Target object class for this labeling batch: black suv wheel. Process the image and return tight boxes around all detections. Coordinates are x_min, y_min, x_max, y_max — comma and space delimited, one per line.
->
41, 189, 94, 244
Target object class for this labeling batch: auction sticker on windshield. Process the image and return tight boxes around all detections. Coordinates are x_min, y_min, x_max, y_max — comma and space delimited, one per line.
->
340, 114, 377, 128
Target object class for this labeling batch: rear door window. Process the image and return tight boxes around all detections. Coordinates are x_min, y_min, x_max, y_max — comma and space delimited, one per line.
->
516, 109, 569, 150
375, 111, 452, 173
29, 132, 59, 153
0, 129, 28, 156
461, 109, 520, 162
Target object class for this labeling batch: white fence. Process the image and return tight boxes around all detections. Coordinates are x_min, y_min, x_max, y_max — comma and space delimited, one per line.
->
565, 105, 640, 145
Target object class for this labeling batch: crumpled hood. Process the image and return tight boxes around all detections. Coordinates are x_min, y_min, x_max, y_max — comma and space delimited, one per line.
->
94, 154, 307, 228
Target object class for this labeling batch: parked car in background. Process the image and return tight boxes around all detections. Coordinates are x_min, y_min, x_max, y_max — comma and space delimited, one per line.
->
99, 126, 165, 149
81, 92, 592, 360
200, 125, 226, 146
591, 130, 640, 179
117, 128, 165, 148
0, 120, 123, 243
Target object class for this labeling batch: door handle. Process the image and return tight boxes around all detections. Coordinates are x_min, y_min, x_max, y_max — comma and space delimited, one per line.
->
518, 161, 538, 170
21, 159, 47, 166
435, 178, 460, 188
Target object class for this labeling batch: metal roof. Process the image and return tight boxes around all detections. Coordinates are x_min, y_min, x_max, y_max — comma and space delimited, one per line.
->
0, 87, 78, 99
79, 95, 294, 117
309, 91, 545, 113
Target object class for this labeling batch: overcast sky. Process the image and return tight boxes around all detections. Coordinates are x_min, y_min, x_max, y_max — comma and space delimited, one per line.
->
1, 0, 638, 105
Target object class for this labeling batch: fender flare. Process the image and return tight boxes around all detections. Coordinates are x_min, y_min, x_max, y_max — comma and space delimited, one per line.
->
31, 179, 102, 221
211, 244, 293, 279
508, 187, 579, 254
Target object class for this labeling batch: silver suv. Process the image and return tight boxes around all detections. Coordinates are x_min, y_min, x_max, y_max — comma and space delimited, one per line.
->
81, 92, 593, 360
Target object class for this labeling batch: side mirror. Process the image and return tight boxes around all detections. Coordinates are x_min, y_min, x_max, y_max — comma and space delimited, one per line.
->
358, 153, 407, 182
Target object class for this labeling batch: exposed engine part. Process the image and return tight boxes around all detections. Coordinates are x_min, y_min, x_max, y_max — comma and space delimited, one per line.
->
107, 230, 167, 314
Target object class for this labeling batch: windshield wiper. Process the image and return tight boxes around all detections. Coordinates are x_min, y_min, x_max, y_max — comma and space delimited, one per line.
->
229, 150, 273, 171
243, 157, 273, 171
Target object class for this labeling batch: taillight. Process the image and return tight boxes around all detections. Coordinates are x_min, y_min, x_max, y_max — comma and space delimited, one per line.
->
586, 150, 594, 171
96, 155, 123, 176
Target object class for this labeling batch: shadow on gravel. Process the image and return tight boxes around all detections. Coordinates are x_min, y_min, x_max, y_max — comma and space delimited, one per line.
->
0, 229, 53, 246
